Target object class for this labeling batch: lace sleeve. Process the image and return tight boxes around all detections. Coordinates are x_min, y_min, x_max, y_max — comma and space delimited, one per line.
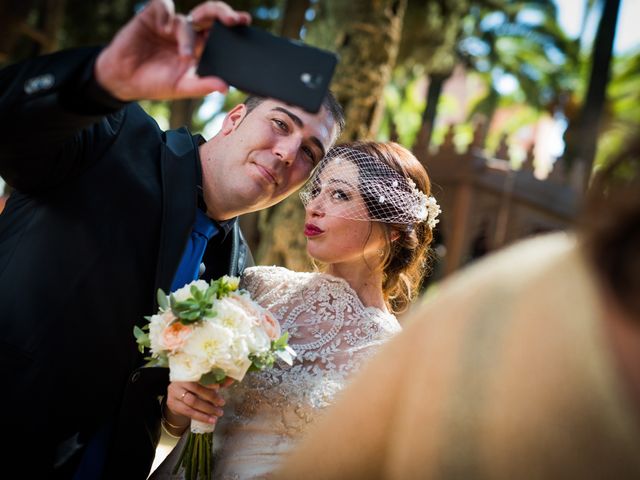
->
283, 274, 401, 375
239, 266, 288, 303
241, 267, 400, 365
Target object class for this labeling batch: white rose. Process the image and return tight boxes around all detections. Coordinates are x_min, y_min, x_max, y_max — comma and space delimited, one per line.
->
182, 321, 235, 371
148, 311, 175, 355
207, 335, 249, 375
246, 326, 271, 354
168, 351, 210, 382
213, 297, 254, 334
172, 279, 209, 302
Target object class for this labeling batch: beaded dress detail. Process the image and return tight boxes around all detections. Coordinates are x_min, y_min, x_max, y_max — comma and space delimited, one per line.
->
151, 265, 400, 479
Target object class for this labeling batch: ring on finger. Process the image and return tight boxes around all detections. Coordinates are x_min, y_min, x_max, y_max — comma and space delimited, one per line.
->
181, 391, 188, 401
186, 13, 205, 32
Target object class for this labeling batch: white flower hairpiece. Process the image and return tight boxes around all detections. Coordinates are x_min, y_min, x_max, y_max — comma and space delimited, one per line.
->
405, 179, 441, 229
424, 195, 441, 229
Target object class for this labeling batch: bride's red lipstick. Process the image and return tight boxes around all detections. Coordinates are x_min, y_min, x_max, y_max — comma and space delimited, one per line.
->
304, 223, 324, 237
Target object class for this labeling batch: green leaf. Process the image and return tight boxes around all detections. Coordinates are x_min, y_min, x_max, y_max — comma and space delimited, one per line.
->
144, 355, 168, 368
191, 284, 204, 301
272, 332, 290, 351
249, 351, 276, 371
200, 369, 227, 385
157, 289, 169, 311
133, 325, 150, 353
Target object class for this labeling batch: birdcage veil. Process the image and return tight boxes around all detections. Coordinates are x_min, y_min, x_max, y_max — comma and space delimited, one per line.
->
300, 145, 441, 229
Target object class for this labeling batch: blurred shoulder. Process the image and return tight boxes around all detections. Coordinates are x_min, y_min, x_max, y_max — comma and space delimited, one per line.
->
404, 231, 583, 334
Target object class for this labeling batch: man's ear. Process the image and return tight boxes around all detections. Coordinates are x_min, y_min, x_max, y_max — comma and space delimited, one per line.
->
219, 103, 247, 135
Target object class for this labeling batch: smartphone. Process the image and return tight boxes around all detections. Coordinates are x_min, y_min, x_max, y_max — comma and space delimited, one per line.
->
197, 21, 339, 113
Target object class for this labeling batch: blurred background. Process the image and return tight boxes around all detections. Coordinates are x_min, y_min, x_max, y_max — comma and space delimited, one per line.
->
1, 0, 638, 293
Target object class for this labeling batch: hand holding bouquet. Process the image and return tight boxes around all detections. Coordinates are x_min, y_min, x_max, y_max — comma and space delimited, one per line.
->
134, 276, 295, 480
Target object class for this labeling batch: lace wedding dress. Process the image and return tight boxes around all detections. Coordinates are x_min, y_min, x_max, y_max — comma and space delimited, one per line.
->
150, 265, 401, 479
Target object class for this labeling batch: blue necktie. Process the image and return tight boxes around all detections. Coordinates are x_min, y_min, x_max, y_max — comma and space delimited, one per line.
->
171, 209, 218, 292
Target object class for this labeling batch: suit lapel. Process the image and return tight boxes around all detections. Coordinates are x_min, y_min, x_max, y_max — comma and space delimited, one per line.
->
153, 127, 199, 301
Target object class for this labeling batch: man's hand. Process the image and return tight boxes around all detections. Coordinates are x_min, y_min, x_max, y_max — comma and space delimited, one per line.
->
95, 0, 251, 101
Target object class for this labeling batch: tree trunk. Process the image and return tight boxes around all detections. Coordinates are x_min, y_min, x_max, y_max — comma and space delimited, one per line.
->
0, 0, 65, 62
255, 0, 407, 269
563, 0, 621, 189
0, 0, 36, 62
413, 72, 449, 157
306, 0, 407, 142
278, 0, 311, 39
169, 99, 199, 130
38, 0, 66, 54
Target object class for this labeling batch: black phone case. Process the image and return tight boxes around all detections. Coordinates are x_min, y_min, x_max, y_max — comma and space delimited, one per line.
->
197, 21, 338, 113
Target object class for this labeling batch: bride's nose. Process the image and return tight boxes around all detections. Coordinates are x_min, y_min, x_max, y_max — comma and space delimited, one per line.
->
305, 196, 325, 218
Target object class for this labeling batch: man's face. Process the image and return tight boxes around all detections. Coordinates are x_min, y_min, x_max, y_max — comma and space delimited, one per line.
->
204, 99, 338, 218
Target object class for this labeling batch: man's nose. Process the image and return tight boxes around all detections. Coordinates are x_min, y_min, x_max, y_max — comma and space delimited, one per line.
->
273, 136, 301, 166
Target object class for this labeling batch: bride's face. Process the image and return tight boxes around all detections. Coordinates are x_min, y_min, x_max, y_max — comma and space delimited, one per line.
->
303, 159, 387, 267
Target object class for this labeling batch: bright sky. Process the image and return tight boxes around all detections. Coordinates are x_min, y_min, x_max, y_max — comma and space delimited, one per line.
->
555, 0, 640, 54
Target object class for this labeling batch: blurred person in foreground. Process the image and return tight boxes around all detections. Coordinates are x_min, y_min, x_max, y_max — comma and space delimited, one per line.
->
275, 133, 640, 480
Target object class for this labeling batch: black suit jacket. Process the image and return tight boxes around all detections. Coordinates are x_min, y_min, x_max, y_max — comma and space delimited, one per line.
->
0, 47, 252, 478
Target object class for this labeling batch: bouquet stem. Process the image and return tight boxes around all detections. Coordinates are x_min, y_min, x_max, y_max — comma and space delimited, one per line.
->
173, 420, 214, 480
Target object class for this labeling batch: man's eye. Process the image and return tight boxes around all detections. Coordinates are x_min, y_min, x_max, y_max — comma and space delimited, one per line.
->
273, 119, 288, 131
302, 146, 316, 163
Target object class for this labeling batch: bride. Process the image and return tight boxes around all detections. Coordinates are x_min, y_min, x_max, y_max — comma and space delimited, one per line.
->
150, 140, 440, 479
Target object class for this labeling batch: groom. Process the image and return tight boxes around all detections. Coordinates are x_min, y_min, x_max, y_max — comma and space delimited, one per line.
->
0, 0, 343, 478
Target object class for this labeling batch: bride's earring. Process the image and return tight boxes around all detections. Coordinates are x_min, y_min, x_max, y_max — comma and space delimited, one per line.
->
376, 248, 385, 257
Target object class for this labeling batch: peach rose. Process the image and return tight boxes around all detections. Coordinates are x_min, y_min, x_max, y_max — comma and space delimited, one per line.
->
161, 321, 193, 351
260, 311, 281, 341
227, 292, 281, 340
228, 293, 261, 317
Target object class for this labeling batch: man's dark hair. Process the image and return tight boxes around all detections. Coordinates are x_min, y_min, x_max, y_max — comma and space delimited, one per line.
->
243, 91, 345, 138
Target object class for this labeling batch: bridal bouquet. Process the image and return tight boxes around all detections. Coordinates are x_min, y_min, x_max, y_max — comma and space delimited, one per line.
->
134, 276, 295, 480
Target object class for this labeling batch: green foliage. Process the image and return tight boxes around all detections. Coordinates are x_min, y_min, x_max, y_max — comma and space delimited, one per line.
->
133, 324, 150, 353
249, 332, 291, 371
594, 50, 640, 172
248, 351, 276, 371
200, 369, 228, 385
457, 0, 578, 113
379, 67, 426, 145
272, 331, 290, 351
61, 0, 138, 49
138, 101, 171, 130
170, 289, 215, 323
133, 323, 168, 366
167, 276, 239, 323
386, 0, 579, 151
175, 429, 214, 480
157, 289, 169, 312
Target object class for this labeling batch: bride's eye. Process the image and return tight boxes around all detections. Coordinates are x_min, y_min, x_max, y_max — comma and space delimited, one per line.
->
309, 185, 321, 198
331, 189, 350, 201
